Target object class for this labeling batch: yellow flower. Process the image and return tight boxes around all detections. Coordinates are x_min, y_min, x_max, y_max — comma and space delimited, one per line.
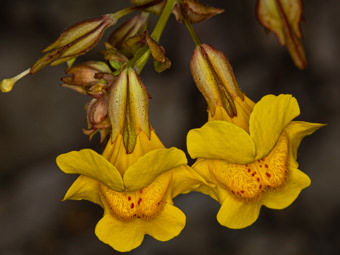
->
57, 130, 204, 252
187, 94, 324, 229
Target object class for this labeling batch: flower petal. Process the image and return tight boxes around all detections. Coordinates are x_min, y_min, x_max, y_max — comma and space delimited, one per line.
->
144, 203, 186, 241
191, 159, 219, 201
102, 131, 164, 176
56, 149, 124, 191
123, 147, 187, 191
63, 175, 103, 207
285, 121, 325, 163
171, 164, 207, 198
95, 212, 145, 252
187, 120, 255, 164
216, 194, 262, 229
250, 94, 300, 159
261, 168, 310, 209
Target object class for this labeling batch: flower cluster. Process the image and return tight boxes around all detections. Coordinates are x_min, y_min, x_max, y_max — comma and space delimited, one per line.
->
1, 0, 323, 252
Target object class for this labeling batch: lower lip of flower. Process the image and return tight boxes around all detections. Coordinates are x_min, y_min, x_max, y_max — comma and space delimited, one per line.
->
100, 173, 170, 221
212, 132, 289, 201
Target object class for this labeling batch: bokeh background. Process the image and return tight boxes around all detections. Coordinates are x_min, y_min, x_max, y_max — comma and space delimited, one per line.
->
0, 0, 339, 254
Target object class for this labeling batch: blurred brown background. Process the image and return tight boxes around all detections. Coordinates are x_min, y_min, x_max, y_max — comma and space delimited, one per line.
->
0, 0, 339, 254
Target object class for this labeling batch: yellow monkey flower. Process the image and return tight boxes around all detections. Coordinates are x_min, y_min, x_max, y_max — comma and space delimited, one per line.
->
187, 94, 324, 229
57, 130, 204, 252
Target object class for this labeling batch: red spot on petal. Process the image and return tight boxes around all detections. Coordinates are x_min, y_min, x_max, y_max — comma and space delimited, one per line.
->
130, 203, 134, 209
259, 185, 263, 189
257, 177, 260, 182
137, 198, 142, 206
248, 168, 251, 173
139, 190, 143, 194
259, 165, 262, 168
128, 196, 131, 201
265, 164, 269, 168
266, 172, 271, 178
241, 190, 245, 194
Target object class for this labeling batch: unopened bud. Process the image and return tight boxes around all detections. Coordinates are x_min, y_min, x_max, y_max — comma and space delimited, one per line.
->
83, 96, 111, 143
191, 44, 255, 131
109, 68, 151, 153
145, 33, 171, 72
103, 44, 129, 70
62, 61, 111, 87
256, 0, 306, 69
191, 44, 244, 117
31, 14, 117, 73
130, 0, 166, 15
108, 13, 148, 53
173, 0, 224, 24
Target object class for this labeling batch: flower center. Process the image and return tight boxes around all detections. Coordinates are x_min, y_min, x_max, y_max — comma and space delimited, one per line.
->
100, 172, 170, 221
212, 132, 288, 200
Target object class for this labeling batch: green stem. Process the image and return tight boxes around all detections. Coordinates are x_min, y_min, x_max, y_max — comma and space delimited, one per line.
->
134, 0, 178, 73
183, 18, 201, 46
151, 0, 177, 42
176, 0, 201, 46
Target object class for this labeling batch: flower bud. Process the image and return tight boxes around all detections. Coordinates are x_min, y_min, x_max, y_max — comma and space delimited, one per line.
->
109, 68, 151, 153
31, 14, 117, 73
256, 0, 306, 69
191, 44, 255, 131
62, 61, 112, 87
108, 13, 148, 54
173, 0, 224, 24
130, 0, 166, 15
145, 33, 171, 72
103, 44, 129, 71
191, 44, 243, 116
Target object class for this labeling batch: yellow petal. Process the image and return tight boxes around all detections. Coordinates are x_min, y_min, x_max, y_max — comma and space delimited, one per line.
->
285, 121, 325, 163
170, 164, 206, 198
216, 194, 262, 229
144, 203, 186, 241
250, 94, 300, 159
123, 147, 187, 191
187, 121, 255, 164
261, 167, 310, 209
56, 149, 125, 191
63, 175, 103, 207
95, 213, 145, 252
191, 159, 219, 201
103, 131, 164, 175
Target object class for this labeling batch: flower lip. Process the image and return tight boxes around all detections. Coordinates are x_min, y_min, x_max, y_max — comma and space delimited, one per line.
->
212, 132, 289, 201
100, 172, 171, 221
